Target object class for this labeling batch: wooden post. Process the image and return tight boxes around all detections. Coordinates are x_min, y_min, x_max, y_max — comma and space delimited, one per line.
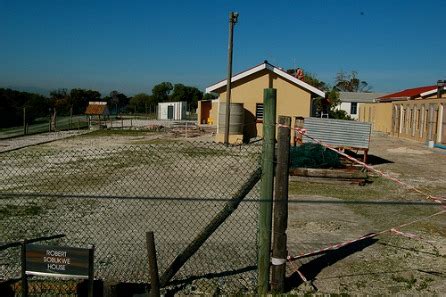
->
87, 245, 95, 297
271, 116, 291, 293
23, 107, 26, 136
159, 168, 261, 287
21, 240, 28, 297
258, 88, 276, 295
52, 108, 57, 131
70, 106, 73, 129
146, 232, 160, 297
48, 109, 52, 132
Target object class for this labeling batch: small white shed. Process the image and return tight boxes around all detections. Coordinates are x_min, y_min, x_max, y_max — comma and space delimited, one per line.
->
158, 101, 187, 120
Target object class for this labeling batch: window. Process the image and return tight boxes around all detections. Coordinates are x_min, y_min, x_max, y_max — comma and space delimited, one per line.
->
256, 103, 264, 122
350, 102, 358, 115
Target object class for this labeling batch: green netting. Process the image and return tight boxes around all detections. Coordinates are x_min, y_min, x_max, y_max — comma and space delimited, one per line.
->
290, 143, 342, 168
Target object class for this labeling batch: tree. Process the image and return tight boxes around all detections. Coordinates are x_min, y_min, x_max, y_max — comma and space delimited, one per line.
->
104, 90, 129, 114
202, 92, 218, 101
151, 82, 173, 104
170, 84, 203, 110
49, 88, 70, 114
0, 88, 49, 128
287, 68, 347, 119
335, 71, 371, 92
128, 93, 153, 113
69, 88, 101, 114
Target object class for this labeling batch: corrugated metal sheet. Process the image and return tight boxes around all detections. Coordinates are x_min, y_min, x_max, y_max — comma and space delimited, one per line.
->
303, 117, 371, 149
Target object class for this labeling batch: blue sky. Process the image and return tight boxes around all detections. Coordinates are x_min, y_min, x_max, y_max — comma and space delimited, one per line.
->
1, 0, 445, 96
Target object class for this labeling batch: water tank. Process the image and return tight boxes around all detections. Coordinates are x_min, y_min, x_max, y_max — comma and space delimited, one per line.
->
218, 103, 244, 135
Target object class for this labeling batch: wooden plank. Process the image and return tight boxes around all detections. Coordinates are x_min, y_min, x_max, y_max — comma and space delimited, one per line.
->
289, 168, 367, 179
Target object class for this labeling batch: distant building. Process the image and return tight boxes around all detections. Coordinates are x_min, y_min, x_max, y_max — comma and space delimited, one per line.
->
202, 61, 325, 143
85, 101, 109, 129
359, 84, 446, 145
158, 101, 187, 120
85, 101, 109, 116
336, 92, 386, 120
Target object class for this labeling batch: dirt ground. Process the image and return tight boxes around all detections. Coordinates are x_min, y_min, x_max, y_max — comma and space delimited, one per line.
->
0, 130, 260, 295
287, 132, 446, 295
1, 129, 445, 295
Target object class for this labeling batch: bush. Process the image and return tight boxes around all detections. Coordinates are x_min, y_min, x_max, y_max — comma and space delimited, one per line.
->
290, 143, 342, 168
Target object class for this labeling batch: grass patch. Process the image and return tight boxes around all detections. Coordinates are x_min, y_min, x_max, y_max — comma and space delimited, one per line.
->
140, 138, 178, 145
77, 129, 155, 138
0, 203, 44, 218
289, 176, 398, 200
414, 221, 446, 237
289, 176, 442, 229
391, 274, 417, 289
180, 146, 235, 158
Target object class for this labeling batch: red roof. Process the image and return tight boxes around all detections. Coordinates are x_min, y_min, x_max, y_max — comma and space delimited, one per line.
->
85, 104, 109, 115
378, 85, 437, 102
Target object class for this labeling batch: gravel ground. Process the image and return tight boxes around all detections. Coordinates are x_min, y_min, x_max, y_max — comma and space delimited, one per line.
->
0, 130, 261, 295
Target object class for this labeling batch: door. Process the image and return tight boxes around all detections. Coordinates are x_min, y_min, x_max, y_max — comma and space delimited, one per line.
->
167, 106, 174, 120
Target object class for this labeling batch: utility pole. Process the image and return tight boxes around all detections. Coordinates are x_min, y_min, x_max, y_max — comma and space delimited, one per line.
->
224, 11, 239, 145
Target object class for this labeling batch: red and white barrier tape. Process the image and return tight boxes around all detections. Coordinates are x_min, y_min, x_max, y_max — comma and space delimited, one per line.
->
278, 122, 445, 283
287, 232, 377, 261
287, 209, 445, 262
390, 228, 436, 243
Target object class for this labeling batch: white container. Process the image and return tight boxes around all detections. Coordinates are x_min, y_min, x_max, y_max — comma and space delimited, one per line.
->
158, 102, 187, 120
428, 140, 434, 148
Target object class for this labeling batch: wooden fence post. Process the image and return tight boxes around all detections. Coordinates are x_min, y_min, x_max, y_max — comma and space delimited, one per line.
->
258, 88, 276, 295
271, 116, 291, 293
21, 239, 28, 297
23, 107, 26, 136
146, 232, 160, 297
87, 245, 95, 297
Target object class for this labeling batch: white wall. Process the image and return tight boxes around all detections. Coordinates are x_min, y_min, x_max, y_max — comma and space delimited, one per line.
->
158, 102, 187, 120
336, 102, 359, 120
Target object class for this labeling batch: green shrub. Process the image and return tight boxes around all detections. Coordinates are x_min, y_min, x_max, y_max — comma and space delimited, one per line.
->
290, 143, 342, 168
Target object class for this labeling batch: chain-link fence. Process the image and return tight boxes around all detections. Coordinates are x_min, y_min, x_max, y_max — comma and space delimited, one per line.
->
0, 141, 262, 296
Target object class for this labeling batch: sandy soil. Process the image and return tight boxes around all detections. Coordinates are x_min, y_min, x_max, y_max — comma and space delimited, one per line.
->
0, 131, 90, 153
0, 130, 260, 295
1, 130, 445, 295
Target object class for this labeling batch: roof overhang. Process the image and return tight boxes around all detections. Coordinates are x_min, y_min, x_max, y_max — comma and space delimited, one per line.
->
420, 86, 445, 97
205, 62, 325, 98
377, 97, 410, 103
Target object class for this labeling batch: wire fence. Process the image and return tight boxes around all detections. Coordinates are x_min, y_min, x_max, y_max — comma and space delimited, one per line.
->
0, 115, 88, 140
0, 141, 262, 295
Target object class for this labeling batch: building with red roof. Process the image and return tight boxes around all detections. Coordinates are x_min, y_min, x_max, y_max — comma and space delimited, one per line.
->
377, 86, 438, 102
359, 82, 446, 145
